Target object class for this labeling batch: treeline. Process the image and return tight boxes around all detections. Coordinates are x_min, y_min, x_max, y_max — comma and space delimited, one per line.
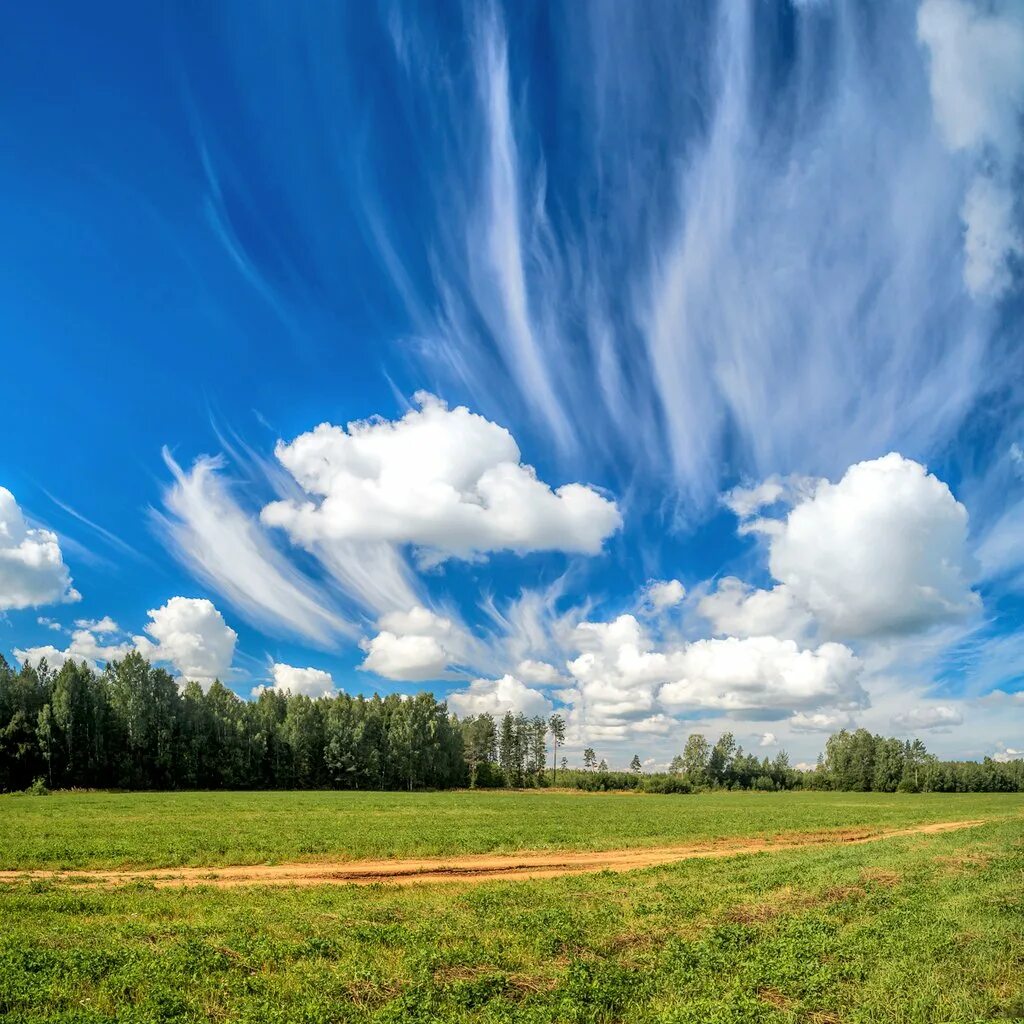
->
1, 653, 1022, 793
0, 653, 466, 792
812, 728, 1024, 794
645, 729, 1024, 794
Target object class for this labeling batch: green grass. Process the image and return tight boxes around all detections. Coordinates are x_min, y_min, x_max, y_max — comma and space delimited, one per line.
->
1, 791, 1021, 1022
1, 789, 1021, 870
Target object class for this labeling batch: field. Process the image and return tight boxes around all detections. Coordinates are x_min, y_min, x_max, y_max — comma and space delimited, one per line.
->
1, 791, 1022, 1022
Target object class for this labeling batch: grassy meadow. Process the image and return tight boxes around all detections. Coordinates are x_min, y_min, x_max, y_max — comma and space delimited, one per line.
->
0, 790, 1021, 1022
1, 788, 1021, 870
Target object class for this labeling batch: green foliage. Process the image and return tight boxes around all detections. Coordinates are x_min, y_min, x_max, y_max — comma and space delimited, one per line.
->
23, 777, 49, 796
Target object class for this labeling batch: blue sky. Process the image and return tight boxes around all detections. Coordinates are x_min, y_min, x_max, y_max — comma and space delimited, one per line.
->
1, 0, 1023, 765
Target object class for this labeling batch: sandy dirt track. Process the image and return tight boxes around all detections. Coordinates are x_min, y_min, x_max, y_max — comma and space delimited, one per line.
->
0, 820, 987, 889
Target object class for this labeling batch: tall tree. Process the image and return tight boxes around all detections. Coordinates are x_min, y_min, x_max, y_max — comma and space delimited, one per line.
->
681, 733, 710, 786
548, 713, 566, 784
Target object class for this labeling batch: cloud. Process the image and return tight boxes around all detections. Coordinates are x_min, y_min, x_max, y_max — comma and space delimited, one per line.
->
471, 9, 576, 452
639, 579, 686, 613
993, 743, 1023, 764
771, 454, 979, 637
960, 177, 1024, 299
0, 487, 80, 611
447, 674, 552, 719
698, 577, 812, 641
725, 455, 979, 641
133, 597, 237, 688
15, 626, 132, 673
37, 617, 63, 633
917, 0, 1024, 153
74, 616, 120, 635
723, 478, 788, 520
358, 605, 466, 682
515, 659, 563, 685
759, 732, 777, 747
788, 710, 856, 733
261, 394, 621, 562
918, 0, 1024, 298
556, 614, 866, 742
892, 704, 964, 731
659, 637, 866, 715
359, 632, 447, 682
157, 451, 354, 645
257, 663, 338, 698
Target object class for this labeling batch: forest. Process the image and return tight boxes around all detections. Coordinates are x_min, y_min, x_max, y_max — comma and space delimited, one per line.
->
1, 651, 1021, 794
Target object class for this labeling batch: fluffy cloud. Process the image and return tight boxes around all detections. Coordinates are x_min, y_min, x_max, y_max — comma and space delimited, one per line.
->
639, 579, 686, 613
358, 605, 462, 681
769, 455, 978, 637
74, 616, 120, 635
724, 477, 788, 521
15, 626, 132, 673
788, 710, 856, 733
993, 744, 1023, 764
261, 394, 621, 562
759, 732, 777, 747
556, 614, 865, 741
258, 663, 338, 698
659, 637, 866, 714
698, 577, 812, 641
723, 455, 978, 643
891, 705, 963, 731
0, 487, 80, 611
918, 0, 1024, 298
515, 659, 563, 685
134, 597, 237, 687
447, 674, 552, 719
360, 632, 447, 682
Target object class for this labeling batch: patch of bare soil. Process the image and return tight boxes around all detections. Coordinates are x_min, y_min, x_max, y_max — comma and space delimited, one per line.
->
0, 819, 986, 890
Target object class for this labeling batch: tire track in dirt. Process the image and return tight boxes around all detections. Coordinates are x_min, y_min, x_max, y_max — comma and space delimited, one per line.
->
0, 819, 987, 889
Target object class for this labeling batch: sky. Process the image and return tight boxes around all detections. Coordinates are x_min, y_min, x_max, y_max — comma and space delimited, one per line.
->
1, 0, 1023, 768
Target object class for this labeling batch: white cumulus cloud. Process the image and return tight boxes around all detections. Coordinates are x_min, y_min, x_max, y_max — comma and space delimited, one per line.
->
15, 626, 132, 673
261, 393, 621, 562
556, 614, 865, 741
358, 605, 465, 682
133, 597, 237, 688
698, 577, 812, 641
723, 454, 979, 643
515, 658, 563, 685
258, 663, 338, 698
447, 674, 552, 719
769, 454, 978, 638
0, 487, 80, 611
659, 637, 866, 715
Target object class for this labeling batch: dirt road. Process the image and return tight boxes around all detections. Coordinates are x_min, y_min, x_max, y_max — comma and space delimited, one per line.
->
0, 819, 985, 889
